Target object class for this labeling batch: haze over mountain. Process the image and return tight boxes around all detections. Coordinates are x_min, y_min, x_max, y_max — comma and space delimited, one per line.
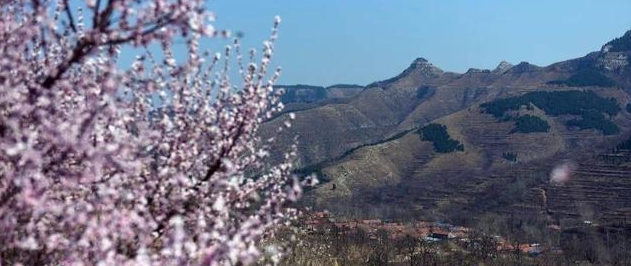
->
261, 30, 631, 228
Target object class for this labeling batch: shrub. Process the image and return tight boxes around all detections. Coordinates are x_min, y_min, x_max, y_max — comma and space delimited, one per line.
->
416, 86, 432, 99
481, 90, 620, 135
419, 124, 464, 153
616, 136, 631, 151
567, 109, 620, 135
547, 69, 616, 87
502, 152, 518, 162
511, 115, 550, 134
481, 91, 620, 118
605, 30, 631, 52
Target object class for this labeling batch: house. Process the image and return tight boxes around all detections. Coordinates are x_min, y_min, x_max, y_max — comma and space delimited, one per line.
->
429, 232, 449, 240
362, 219, 382, 226
522, 245, 542, 256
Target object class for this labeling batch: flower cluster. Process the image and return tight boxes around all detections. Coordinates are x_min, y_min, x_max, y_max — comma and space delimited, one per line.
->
0, 1, 312, 265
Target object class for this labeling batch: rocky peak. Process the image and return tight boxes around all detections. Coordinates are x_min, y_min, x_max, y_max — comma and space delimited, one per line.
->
598, 30, 630, 72
493, 61, 513, 74
508, 61, 540, 74
409, 57, 443, 76
366, 57, 445, 88
597, 52, 629, 72
412, 57, 430, 64
602, 30, 631, 53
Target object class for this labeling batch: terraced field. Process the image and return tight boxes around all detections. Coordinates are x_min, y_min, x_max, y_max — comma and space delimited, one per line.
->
544, 162, 631, 224
307, 87, 631, 227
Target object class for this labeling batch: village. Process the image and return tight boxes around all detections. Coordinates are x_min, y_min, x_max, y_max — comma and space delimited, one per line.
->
301, 211, 547, 256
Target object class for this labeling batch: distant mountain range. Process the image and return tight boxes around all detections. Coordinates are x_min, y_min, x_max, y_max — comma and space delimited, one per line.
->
260, 30, 631, 227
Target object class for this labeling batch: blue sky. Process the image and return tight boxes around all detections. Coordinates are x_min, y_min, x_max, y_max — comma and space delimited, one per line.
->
203, 1, 631, 86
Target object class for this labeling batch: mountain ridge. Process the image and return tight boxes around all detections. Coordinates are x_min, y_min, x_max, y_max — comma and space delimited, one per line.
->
261, 31, 631, 227
262, 30, 630, 171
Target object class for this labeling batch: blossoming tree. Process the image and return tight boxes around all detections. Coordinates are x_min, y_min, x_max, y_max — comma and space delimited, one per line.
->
0, 0, 310, 265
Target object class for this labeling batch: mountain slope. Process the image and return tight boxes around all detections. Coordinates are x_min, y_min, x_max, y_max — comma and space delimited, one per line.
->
308, 87, 631, 218
261, 58, 463, 166
286, 30, 631, 227
262, 30, 631, 169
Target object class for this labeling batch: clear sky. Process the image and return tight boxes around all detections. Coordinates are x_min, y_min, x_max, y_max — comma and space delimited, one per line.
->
206, 0, 631, 86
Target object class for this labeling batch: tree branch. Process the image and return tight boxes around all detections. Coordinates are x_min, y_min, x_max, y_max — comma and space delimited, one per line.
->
40, 38, 94, 89
104, 16, 175, 45
62, 0, 77, 33
92, 0, 102, 27
38, 0, 119, 91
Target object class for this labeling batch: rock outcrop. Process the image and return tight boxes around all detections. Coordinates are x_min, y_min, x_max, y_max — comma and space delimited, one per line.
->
493, 61, 514, 74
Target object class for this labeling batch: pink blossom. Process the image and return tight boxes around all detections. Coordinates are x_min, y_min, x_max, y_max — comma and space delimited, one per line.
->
0, 1, 308, 265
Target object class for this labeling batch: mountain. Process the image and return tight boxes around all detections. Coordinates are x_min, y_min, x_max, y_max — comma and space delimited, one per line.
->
260, 30, 631, 227
277, 84, 365, 105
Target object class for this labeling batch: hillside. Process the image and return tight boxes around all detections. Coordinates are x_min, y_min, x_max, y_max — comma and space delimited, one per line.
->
262, 31, 631, 169
307, 88, 631, 221
262, 30, 631, 227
